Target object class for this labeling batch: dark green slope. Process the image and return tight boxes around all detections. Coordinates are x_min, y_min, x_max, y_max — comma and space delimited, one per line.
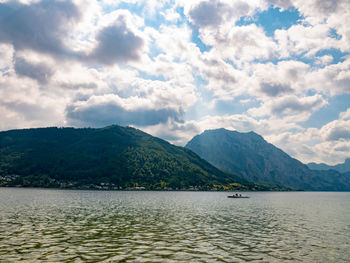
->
186, 128, 350, 191
0, 125, 265, 190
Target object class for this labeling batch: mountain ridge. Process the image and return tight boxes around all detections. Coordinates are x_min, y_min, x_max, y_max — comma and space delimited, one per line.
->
0, 125, 277, 191
307, 158, 350, 173
186, 128, 350, 191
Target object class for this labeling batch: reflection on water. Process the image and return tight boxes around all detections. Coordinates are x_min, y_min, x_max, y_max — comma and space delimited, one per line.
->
0, 188, 349, 262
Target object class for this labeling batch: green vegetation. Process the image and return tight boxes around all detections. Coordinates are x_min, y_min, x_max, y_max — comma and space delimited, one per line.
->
0, 125, 278, 190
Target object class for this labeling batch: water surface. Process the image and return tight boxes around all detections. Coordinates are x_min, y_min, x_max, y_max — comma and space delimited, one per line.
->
0, 188, 349, 262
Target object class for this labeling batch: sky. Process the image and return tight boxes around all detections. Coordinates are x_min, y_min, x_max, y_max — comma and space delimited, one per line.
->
0, 0, 350, 165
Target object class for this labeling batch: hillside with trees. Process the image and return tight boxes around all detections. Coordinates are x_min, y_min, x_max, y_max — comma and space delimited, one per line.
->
0, 125, 278, 191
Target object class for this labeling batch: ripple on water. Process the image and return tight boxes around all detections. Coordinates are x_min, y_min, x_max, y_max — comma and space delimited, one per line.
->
0, 189, 349, 262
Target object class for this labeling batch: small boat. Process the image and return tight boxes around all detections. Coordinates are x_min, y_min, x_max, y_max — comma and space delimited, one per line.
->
227, 194, 250, 198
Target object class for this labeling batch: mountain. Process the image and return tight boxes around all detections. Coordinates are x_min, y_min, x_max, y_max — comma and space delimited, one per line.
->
0, 125, 272, 191
186, 128, 350, 191
307, 158, 350, 173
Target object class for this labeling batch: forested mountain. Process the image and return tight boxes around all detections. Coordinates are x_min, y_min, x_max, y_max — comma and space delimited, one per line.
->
0, 125, 274, 190
186, 128, 350, 191
307, 158, 350, 173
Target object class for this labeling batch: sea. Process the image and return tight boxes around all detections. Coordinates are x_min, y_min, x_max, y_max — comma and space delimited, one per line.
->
0, 188, 349, 262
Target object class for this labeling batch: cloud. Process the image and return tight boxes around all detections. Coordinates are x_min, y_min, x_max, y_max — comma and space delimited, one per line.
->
139, 114, 264, 146
0, 0, 349, 167
146, 112, 305, 147
189, 1, 225, 28
305, 140, 350, 165
188, 0, 264, 28
0, 69, 66, 130
63, 72, 197, 129
2, 100, 56, 121
334, 145, 350, 152
0, 0, 81, 58
0, 1, 145, 66
305, 57, 350, 95
326, 126, 350, 141
88, 13, 144, 65
314, 0, 342, 15
198, 57, 245, 97
339, 108, 350, 120
277, 0, 350, 53
270, 95, 326, 116
139, 119, 200, 145
66, 94, 184, 127
202, 24, 278, 63
161, 6, 181, 22
251, 61, 310, 95
267, 0, 293, 10
252, 107, 350, 165
320, 110, 350, 141
260, 82, 293, 97
248, 94, 327, 122
0, 43, 13, 69
265, 108, 348, 164
14, 57, 54, 84
275, 24, 341, 58
294, 0, 344, 17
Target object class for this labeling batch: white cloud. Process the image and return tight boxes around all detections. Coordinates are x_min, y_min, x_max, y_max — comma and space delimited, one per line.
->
284, 0, 350, 52
305, 56, 350, 95
161, 6, 181, 22
339, 108, 350, 120
145, 112, 304, 147
66, 93, 184, 127
0, 43, 13, 69
187, 0, 266, 27
0, 0, 82, 58
0, 0, 349, 166
251, 60, 310, 96
248, 94, 327, 124
0, 69, 67, 130
319, 110, 350, 141
14, 57, 55, 84
65, 76, 197, 128
87, 11, 145, 65
267, 0, 293, 10
275, 23, 341, 58
263, 108, 350, 164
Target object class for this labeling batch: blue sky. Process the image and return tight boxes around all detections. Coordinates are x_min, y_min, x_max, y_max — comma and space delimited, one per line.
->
0, 0, 349, 165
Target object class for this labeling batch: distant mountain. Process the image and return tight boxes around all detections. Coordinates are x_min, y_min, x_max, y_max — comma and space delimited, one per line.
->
0, 125, 272, 191
307, 158, 350, 173
186, 128, 350, 191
